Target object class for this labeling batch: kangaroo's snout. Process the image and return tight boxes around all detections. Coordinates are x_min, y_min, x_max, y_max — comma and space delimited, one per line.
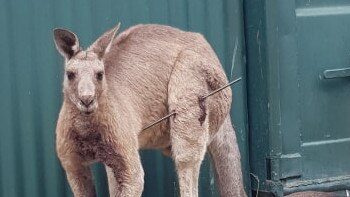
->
80, 96, 94, 108
77, 77, 97, 112
77, 91, 97, 113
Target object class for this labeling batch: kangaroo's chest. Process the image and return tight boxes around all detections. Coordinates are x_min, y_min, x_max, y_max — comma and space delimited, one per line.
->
71, 117, 107, 162
72, 130, 103, 161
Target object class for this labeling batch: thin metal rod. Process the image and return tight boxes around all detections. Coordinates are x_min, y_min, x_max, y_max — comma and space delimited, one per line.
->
142, 112, 176, 130
142, 77, 242, 130
200, 77, 242, 100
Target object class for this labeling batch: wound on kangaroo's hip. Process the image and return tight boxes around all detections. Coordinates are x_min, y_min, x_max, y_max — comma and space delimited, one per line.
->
198, 96, 207, 126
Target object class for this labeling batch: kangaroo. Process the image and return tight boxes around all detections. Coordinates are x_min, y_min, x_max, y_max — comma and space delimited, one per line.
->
53, 23, 246, 197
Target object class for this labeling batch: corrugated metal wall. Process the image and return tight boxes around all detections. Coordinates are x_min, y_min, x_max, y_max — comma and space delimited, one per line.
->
0, 0, 249, 196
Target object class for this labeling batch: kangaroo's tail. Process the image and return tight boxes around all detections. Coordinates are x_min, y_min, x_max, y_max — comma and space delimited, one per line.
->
208, 115, 247, 197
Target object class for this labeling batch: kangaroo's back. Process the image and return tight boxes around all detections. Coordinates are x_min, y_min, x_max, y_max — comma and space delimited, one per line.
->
104, 24, 223, 131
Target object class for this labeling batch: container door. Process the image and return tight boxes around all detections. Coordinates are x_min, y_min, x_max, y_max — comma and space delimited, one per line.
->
294, 0, 350, 192
245, 0, 350, 196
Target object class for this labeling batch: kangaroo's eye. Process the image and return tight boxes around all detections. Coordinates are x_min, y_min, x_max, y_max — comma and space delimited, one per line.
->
96, 71, 104, 81
66, 71, 76, 80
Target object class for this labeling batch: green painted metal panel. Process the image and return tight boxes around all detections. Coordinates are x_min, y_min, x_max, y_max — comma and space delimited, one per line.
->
245, 0, 350, 196
0, 0, 249, 196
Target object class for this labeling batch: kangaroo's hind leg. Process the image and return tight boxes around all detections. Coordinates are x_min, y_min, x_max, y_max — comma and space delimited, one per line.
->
169, 111, 209, 197
168, 102, 210, 197
167, 50, 212, 197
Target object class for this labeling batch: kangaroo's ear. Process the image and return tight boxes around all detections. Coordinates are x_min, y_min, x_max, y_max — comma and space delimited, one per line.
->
53, 28, 80, 59
89, 23, 120, 59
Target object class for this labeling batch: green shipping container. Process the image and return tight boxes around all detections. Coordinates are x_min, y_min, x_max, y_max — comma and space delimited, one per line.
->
4, 0, 350, 196
0, 0, 249, 196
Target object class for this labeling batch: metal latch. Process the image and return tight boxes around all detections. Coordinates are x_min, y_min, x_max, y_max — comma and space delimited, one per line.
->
323, 68, 350, 79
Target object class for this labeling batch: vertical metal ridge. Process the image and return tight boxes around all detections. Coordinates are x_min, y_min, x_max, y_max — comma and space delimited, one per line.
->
0, 1, 7, 196
15, 0, 41, 195
8, 0, 26, 196
187, 0, 205, 33
29, 1, 47, 196
155, 153, 165, 196
204, 0, 209, 35
185, 0, 189, 30
45, 1, 67, 196
31, 0, 50, 196
145, 0, 151, 23
0, 2, 16, 196
205, 0, 226, 67
44, 3, 66, 197
166, 0, 187, 29
166, 0, 171, 26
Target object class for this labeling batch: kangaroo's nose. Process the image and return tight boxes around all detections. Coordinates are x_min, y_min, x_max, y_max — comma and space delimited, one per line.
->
80, 96, 94, 107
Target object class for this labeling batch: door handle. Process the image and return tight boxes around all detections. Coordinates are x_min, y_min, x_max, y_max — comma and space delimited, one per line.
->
323, 68, 350, 79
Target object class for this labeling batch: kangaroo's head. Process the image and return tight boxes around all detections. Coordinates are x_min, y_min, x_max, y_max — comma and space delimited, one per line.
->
53, 23, 120, 114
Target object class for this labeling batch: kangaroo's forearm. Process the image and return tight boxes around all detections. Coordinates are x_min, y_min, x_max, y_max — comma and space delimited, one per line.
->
64, 164, 96, 197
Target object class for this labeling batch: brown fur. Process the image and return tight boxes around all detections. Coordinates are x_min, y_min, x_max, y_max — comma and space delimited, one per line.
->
54, 23, 246, 197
